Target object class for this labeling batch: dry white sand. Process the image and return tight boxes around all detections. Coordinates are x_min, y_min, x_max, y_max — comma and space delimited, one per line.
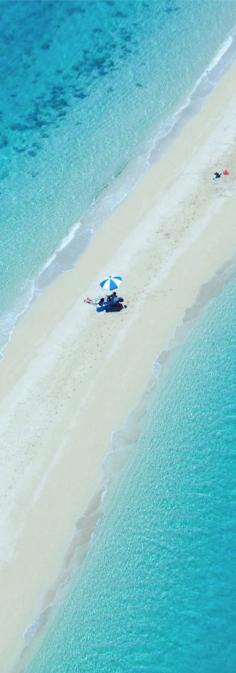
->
0, 62, 236, 673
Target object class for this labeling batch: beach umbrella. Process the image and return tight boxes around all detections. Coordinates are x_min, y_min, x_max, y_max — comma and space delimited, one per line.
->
100, 274, 123, 292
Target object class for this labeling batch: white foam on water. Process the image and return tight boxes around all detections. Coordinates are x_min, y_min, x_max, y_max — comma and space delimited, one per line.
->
207, 33, 234, 73
38, 220, 83, 276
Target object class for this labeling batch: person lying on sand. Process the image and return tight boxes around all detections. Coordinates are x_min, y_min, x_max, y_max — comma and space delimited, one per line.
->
84, 293, 120, 306
83, 297, 105, 305
84, 294, 127, 312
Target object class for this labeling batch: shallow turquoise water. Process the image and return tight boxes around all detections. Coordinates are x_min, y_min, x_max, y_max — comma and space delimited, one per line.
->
24, 270, 236, 673
1, 0, 236, 345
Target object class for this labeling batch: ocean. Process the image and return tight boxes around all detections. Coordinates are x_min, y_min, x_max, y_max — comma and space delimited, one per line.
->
23, 262, 236, 673
2, 2, 236, 671
1, 0, 236, 351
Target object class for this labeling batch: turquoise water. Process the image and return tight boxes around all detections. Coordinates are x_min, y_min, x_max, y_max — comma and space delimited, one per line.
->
1, 0, 236, 347
24, 270, 236, 673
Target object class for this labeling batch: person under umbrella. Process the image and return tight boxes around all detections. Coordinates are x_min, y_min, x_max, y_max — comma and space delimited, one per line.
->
84, 274, 126, 312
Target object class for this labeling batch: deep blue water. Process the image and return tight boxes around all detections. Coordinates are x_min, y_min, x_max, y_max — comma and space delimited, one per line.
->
24, 269, 236, 673
1, 0, 236, 347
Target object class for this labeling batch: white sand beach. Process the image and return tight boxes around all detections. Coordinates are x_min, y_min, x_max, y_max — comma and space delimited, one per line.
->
1, 62, 236, 673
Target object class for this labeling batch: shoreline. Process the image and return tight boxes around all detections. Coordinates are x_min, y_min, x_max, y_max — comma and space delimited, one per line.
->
1, 25, 236, 357
1, 61, 236, 673
15, 252, 236, 673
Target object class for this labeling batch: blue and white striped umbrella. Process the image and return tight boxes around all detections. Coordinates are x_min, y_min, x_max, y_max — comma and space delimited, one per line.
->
100, 274, 123, 292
